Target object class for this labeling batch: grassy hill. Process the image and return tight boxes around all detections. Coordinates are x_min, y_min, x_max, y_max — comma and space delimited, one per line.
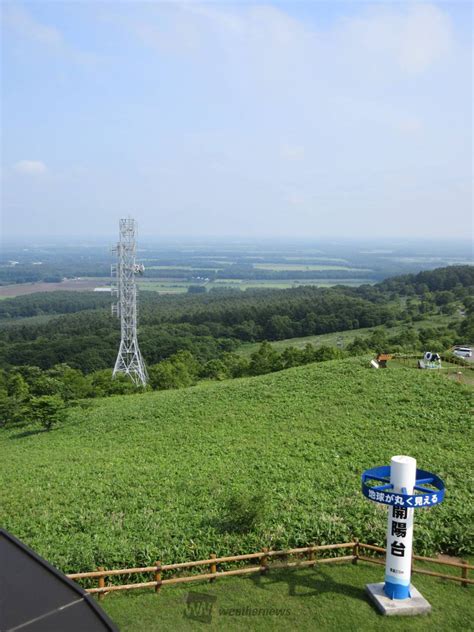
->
1, 358, 472, 575
237, 312, 462, 356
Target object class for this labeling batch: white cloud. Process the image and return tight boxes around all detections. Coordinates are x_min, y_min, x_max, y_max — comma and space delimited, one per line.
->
341, 4, 453, 74
3, 3, 466, 239
126, 3, 453, 78
13, 160, 48, 175
398, 5, 453, 73
3, 4, 101, 66
118, 2, 455, 148
3, 5, 63, 48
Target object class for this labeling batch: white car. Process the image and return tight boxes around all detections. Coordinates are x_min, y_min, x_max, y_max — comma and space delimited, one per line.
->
453, 347, 472, 358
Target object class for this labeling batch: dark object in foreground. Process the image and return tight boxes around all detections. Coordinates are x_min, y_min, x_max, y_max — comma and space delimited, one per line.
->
0, 529, 118, 631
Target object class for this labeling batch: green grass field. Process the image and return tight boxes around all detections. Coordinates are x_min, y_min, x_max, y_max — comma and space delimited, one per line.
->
0, 276, 377, 298
238, 327, 376, 356
1, 358, 472, 577
387, 358, 474, 386
139, 278, 376, 293
253, 263, 372, 272
101, 562, 472, 631
211, 279, 375, 290
238, 313, 462, 356
284, 256, 349, 263
138, 280, 190, 293
146, 266, 196, 270
208, 279, 299, 289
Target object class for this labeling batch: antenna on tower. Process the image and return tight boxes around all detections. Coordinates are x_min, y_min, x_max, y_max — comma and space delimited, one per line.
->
111, 218, 148, 386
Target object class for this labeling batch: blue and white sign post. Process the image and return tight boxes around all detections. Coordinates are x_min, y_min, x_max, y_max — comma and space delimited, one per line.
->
384, 456, 415, 598
361, 455, 445, 615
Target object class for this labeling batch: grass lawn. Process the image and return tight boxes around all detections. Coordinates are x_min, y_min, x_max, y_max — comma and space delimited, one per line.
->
101, 562, 473, 631
139, 279, 377, 294
146, 266, 195, 270
139, 280, 302, 293
238, 313, 462, 356
238, 327, 378, 356
2, 358, 471, 573
253, 263, 372, 272
138, 281, 189, 293
211, 280, 299, 289
213, 279, 375, 290
389, 358, 474, 386
284, 256, 349, 263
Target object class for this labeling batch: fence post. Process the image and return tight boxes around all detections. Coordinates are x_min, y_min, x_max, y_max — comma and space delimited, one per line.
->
154, 561, 162, 593
461, 560, 468, 587
308, 544, 315, 564
352, 539, 359, 564
260, 548, 269, 574
98, 567, 105, 601
210, 554, 217, 582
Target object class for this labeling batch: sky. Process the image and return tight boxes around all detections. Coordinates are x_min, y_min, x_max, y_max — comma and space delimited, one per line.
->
1, 1, 472, 240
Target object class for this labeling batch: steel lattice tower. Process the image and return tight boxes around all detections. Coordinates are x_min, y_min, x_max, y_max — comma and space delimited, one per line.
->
111, 218, 148, 386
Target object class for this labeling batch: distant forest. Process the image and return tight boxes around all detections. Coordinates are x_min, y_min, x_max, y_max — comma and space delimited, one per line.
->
0, 265, 472, 374
0, 265, 473, 429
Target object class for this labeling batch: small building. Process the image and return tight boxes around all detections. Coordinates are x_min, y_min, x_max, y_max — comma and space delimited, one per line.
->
376, 353, 393, 368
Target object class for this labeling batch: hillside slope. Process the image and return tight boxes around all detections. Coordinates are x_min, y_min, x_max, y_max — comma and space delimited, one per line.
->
1, 358, 472, 573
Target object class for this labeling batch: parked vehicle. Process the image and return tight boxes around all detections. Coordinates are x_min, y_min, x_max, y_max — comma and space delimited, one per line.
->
418, 351, 442, 369
453, 347, 472, 358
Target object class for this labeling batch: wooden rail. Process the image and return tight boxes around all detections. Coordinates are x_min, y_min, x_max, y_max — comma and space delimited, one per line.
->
68, 542, 356, 596
394, 353, 474, 371
358, 543, 474, 586
66, 541, 472, 597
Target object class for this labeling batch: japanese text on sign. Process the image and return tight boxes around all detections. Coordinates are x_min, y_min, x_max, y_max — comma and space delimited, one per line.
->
365, 488, 439, 507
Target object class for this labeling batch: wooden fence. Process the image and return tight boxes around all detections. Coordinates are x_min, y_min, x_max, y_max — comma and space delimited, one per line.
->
67, 541, 473, 600
357, 543, 473, 587
395, 353, 473, 369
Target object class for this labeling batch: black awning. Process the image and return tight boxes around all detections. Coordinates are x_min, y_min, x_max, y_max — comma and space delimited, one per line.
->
0, 529, 119, 631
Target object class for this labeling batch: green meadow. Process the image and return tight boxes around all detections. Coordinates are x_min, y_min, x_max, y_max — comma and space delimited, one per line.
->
1, 358, 472, 577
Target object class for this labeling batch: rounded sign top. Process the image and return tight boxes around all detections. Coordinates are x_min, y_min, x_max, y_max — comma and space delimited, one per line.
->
361, 465, 445, 509
391, 455, 416, 466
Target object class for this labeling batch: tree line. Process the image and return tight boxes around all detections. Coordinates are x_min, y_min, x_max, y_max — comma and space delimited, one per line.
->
1, 262, 472, 433
1, 309, 470, 433
0, 266, 472, 375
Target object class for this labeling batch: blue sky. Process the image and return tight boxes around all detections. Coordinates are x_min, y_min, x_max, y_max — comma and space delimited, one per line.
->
1, 1, 472, 239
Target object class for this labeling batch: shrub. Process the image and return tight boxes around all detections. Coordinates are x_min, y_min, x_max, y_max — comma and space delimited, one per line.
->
219, 491, 266, 534
28, 395, 65, 431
